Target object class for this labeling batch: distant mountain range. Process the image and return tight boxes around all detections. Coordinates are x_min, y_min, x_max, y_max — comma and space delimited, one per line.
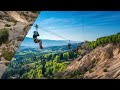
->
20, 37, 81, 48
17, 42, 82, 54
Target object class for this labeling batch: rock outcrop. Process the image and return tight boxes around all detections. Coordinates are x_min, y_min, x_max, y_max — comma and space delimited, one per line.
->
65, 43, 120, 79
0, 11, 39, 78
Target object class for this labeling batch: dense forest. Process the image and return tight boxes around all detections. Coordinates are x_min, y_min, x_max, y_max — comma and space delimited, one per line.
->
88, 32, 120, 49
2, 45, 83, 79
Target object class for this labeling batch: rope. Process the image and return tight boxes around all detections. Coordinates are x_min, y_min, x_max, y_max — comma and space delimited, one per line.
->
33, 24, 70, 43
32, 24, 81, 51
82, 16, 85, 41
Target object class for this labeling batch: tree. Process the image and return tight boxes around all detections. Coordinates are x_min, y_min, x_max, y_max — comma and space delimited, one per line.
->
45, 61, 53, 76
51, 54, 55, 60
69, 51, 74, 59
44, 54, 51, 61
20, 69, 34, 79
60, 53, 63, 60
88, 32, 120, 49
54, 55, 60, 62
112, 36, 116, 43
35, 69, 43, 79
63, 52, 69, 60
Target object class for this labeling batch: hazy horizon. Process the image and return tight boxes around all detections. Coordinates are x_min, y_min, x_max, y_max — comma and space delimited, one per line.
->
24, 37, 81, 42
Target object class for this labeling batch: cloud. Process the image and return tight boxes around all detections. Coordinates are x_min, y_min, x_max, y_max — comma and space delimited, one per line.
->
44, 26, 56, 30
41, 17, 76, 25
82, 11, 105, 17
85, 14, 120, 23
37, 17, 82, 32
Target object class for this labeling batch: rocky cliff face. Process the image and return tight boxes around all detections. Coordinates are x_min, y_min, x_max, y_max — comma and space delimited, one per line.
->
0, 11, 39, 78
65, 43, 120, 79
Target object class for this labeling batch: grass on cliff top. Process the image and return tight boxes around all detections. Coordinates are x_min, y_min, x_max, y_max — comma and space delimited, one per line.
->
31, 11, 40, 14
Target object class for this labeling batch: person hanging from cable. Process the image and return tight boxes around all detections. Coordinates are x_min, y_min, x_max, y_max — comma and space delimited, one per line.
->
33, 24, 43, 49
76, 43, 81, 53
76, 45, 79, 53
68, 40, 72, 52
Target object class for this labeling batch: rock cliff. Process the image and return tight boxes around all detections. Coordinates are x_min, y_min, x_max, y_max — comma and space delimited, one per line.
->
65, 43, 120, 79
0, 11, 39, 78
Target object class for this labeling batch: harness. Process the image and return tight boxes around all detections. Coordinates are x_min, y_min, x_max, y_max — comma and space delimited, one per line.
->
34, 37, 39, 43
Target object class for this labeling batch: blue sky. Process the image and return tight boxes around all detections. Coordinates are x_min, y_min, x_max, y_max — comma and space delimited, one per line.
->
26, 11, 120, 41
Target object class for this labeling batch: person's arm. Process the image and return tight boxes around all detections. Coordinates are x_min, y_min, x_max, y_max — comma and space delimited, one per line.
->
37, 32, 39, 36
37, 33, 39, 36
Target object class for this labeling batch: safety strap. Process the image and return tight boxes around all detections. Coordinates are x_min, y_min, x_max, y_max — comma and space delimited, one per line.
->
35, 24, 38, 32
34, 38, 39, 43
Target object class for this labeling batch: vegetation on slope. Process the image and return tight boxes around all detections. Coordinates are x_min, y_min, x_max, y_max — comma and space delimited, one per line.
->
88, 32, 120, 49
63, 32, 120, 79
2, 47, 82, 79
0, 28, 9, 45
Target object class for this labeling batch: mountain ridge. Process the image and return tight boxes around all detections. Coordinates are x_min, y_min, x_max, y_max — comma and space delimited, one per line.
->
21, 37, 81, 48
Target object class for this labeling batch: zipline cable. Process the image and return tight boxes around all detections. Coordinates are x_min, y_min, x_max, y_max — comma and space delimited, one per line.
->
82, 15, 85, 41
33, 24, 70, 43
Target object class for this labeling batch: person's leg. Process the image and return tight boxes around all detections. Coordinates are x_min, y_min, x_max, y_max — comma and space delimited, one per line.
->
39, 40, 43, 49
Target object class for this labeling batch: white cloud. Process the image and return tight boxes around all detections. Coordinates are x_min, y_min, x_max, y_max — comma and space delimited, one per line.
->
41, 17, 75, 25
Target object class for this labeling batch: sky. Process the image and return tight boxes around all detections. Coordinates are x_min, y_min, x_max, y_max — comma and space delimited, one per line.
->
26, 11, 120, 41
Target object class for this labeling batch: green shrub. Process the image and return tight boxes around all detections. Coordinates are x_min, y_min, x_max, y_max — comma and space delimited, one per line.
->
0, 28, 9, 45
4, 61, 10, 66
84, 67, 88, 72
103, 68, 108, 72
5, 24, 11, 27
3, 51, 14, 61
31, 11, 39, 13
88, 69, 93, 73
17, 36, 24, 41
0, 15, 3, 20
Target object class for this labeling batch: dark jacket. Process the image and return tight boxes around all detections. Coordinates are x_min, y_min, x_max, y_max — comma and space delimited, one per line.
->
33, 33, 39, 38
